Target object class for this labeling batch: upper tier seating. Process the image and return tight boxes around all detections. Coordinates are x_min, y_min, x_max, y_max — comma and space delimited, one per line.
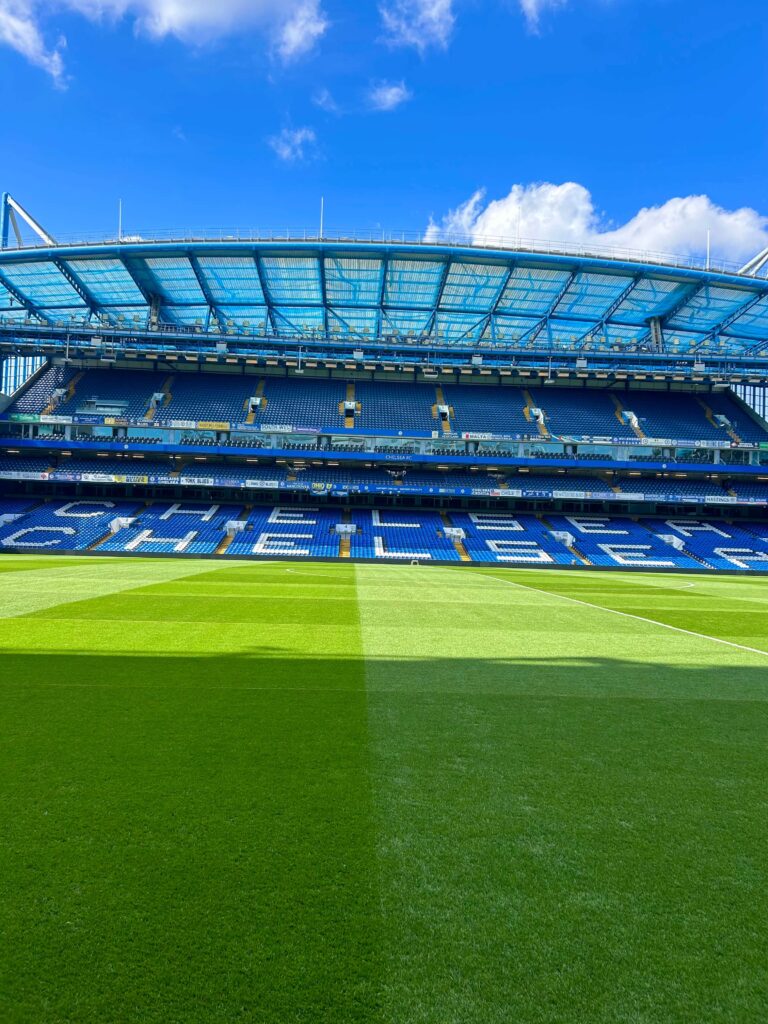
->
158, 376, 257, 425
258, 378, 344, 429
353, 381, 436, 433
619, 391, 764, 443
6, 366, 768, 444
55, 370, 163, 420
528, 388, 635, 438
11, 365, 75, 413
442, 385, 531, 435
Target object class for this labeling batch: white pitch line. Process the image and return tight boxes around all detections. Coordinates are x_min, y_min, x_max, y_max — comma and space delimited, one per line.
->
285, 568, 349, 579
446, 568, 768, 659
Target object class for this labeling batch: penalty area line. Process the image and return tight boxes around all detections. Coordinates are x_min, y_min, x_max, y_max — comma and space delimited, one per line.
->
445, 568, 768, 659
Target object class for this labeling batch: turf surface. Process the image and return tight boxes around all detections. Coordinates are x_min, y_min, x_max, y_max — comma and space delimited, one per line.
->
1, 556, 767, 1023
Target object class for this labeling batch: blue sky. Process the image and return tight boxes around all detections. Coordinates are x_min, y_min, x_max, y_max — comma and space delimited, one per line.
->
1, 0, 766, 261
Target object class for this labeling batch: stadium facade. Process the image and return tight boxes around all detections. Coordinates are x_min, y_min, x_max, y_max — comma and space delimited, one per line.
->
2, 193, 768, 571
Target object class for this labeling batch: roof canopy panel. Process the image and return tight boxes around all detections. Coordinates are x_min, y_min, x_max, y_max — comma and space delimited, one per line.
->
1, 260, 85, 308
0, 241, 766, 357
196, 256, 265, 306
260, 256, 322, 305
65, 257, 147, 306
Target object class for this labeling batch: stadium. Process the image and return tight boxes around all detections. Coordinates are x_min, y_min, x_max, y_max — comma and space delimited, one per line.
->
3, 189, 768, 1024
2, 191, 768, 569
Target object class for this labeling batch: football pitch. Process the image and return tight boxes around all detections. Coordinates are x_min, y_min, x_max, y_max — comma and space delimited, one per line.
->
1, 555, 767, 1024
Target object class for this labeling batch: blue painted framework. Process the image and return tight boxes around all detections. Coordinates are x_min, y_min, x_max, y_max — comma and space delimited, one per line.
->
1, 239, 768, 371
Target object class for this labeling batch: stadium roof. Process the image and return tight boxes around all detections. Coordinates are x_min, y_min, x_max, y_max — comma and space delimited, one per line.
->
2, 195, 768, 372
2, 238, 768, 353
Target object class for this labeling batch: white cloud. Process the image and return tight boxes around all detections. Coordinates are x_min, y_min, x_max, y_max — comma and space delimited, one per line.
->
267, 126, 316, 163
368, 79, 412, 111
0, 0, 328, 82
0, 0, 65, 85
379, 0, 454, 52
427, 181, 768, 263
519, 0, 567, 30
274, 0, 327, 62
313, 86, 340, 114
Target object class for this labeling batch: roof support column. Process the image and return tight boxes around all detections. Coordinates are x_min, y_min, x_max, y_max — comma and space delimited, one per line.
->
649, 316, 664, 352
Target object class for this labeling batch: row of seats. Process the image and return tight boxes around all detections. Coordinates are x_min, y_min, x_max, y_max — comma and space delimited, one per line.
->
2, 499, 768, 569
8, 366, 766, 442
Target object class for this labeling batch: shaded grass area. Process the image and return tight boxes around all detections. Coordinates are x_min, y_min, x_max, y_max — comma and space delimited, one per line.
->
1, 563, 382, 1024
1, 557, 768, 1023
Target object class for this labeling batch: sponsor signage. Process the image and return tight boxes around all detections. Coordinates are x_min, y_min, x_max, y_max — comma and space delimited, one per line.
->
261, 424, 294, 433
40, 415, 73, 425
196, 421, 230, 431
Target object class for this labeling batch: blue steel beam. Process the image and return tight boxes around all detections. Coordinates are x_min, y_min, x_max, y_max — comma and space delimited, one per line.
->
252, 253, 277, 336
0, 266, 54, 324
376, 252, 389, 341
118, 255, 156, 308
427, 257, 452, 339
53, 258, 103, 319
698, 288, 767, 347
188, 253, 223, 331
521, 269, 579, 345
479, 263, 515, 342
575, 273, 644, 343
318, 253, 329, 339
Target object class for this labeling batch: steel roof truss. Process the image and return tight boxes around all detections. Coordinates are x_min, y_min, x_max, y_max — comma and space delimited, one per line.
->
252, 254, 277, 336
0, 267, 53, 324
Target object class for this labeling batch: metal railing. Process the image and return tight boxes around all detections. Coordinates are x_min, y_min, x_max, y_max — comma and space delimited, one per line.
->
0, 225, 757, 278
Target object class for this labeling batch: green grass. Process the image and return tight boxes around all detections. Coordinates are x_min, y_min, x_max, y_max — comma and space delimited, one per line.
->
1, 555, 767, 1023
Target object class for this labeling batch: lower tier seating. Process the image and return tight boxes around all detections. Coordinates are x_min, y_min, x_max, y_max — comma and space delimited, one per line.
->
2, 497, 768, 570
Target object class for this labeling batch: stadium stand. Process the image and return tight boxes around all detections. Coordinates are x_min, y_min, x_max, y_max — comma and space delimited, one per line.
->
2, 497, 768, 569
527, 387, 635, 439
442, 384, 531, 435
98, 502, 240, 555
349, 509, 460, 560
0, 498, 142, 550
448, 511, 575, 564
546, 514, 703, 569
227, 506, 341, 559
643, 518, 768, 571
54, 370, 161, 420
5, 367, 768, 447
